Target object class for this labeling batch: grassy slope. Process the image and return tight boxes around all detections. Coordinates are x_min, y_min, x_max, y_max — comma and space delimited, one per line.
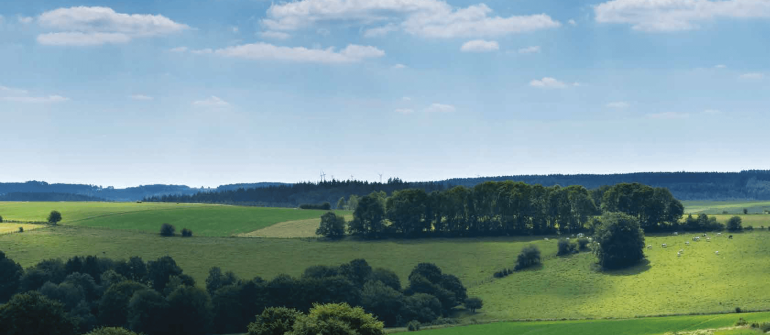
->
412, 312, 770, 335
0, 223, 47, 235
683, 201, 770, 215
2, 226, 769, 321
0, 202, 350, 237
241, 215, 354, 238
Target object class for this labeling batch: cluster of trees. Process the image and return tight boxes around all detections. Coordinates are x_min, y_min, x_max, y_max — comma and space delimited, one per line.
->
247, 304, 384, 335
317, 182, 683, 238
0, 192, 106, 202
0, 252, 473, 335
298, 203, 331, 210
159, 224, 193, 237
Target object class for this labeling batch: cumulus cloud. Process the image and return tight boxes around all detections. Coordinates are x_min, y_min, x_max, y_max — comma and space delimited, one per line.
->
530, 77, 571, 89
568, 19, 577, 26
193, 96, 229, 107
197, 43, 385, 64
460, 39, 499, 52
394, 108, 414, 114
606, 101, 630, 109
715, 64, 727, 69
0, 85, 29, 95
424, 103, 455, 113
402, 96, 412, 101
169, 46, 188, 52
0, 85, 68, 103
740, 72, 764, 79
18, 16, 34, 24
36, 6, 189, 46
262, 0, 559, 38
703, 109, 722, 114
595, 0, 770, 32
130, 94, 153, 100
392, 63, 407, 69
518, 45, 541, 54
259, 31, 291, 39
647, 112, 690, 119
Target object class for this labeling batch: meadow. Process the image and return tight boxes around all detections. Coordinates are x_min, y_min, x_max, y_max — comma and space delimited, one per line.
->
406, 311, 770, 335
2, 224, 769, 322
682, 200, 770, 215
0, 202, 350, 237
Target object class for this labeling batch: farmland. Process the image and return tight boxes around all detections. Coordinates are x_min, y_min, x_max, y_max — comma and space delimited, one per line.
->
682, 200, 770, 215
0, 202, 350, 237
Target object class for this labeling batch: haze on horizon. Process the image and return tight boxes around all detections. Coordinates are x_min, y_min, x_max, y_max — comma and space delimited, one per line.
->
2, 0, 769, 188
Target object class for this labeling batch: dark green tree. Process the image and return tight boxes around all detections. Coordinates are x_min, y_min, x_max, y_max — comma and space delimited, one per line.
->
160, 223, 175, 237
147, 256, 183, 292
48, 210, 63, 225
211, 284, 246, 334
337, 197, 346, 210
399, 293, 441, 323
727, 216, 743, 232
98, 281, 148, 327
369, 268, 401, 291
0, 251, 23, 302
165, 285, 213, 335
386, 189, 428, 235
594, 212, 646, 270
205, 267, 240, 295
84, 327, 141, 335
464, 297, 483, 313
127, 289, 169, 335
316, 212, 346, 238
348, 194, 386, 237
514, 245, 541, 271
0, 291, 77, 335
360, 280, 404, 326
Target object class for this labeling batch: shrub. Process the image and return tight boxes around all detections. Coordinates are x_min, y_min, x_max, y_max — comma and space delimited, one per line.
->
514, 245, 541, 271
746, 225, 754, 231
557, 239, 576, 256
594, 212, 646, 270
84, 327, 140, 335
18, 227, 23, 233
735, 307, 742, 313
247, 307, 302, 335
727, 216, 743, 232
160, 223, 175, 237
407, 320, 421, 331
299, 203, 332, 210
0, 215, 3, 222
736, 317, 747, 326
316, 212, 346, 238
48, 210, 62, 225
0, 291, 78, 335
751, 322, 770, 332
464, 297, 483, 313
181, 228, 193, 237
285, 303, 384, 335
577, 237, 590, 250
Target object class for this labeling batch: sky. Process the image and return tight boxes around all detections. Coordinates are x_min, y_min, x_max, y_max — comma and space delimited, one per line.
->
1, 0, 770, 188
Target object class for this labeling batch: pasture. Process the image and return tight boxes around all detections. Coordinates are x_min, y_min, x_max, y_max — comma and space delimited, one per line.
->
2, 225, 769, 321
407, 311, 770, 335
239, 214, 354, 238
0, 223, 48, 235
0, 202, 350, 237
683, 200, 770, 215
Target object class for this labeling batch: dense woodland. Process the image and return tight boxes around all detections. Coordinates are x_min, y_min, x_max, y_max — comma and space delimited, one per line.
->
0, 192, 106, 202
0, 252, 469, 335
330, 182, 686, 238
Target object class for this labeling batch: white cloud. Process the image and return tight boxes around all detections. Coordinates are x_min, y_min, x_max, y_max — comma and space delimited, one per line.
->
703, 109, 722, 114
402, 96, 412, 101
169, 46, 188, 52
606, 101, 630, 109
395, 108, 414, 114
203, 43, 384, 63
648, 112, 690, 119
363, 23, 399, 37
193, 96, 229, 107
0, 95, 69, 103
0, 85, 29, 95
518, 45, 541, 54
317, 28, 331, 36
740, 72, 764, 80
595, 0, 770, 32
460, 39, 499, 52
18, 16, 34, 24
36, 6, 189, 46
424, 103, 455, 113
231, 26, 239, 33
568, 19, 577, 26
263, 0, 559, 38
392, 63, 407, 69
715, 64, 727, 69
260, 31, 291, 40
130, 94, 153, 101
530, 77, 569, 89
191, 48, 213, 55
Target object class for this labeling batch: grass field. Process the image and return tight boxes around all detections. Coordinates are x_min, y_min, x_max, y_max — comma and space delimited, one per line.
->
2, 225, 770, 321
683, 201, 770, 215
239, 215, 354, 238
0, 223, 49, 235
407, 311, 770, 335
0, 202, 350, 237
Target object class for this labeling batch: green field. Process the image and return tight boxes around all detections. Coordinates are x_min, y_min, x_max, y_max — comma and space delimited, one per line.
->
409, 311, 770, 335
683, 200, 770, 215
2, 225, 769, 322
0, 202, 350, 237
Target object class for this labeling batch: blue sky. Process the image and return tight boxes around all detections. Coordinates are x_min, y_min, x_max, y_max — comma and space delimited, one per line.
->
1, 0, 769, 188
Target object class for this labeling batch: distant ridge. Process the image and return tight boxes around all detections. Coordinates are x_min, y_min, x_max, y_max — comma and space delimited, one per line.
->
4, 170, 770, 202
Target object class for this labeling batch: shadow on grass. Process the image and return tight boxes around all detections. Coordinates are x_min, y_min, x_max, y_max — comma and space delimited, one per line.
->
600, 259, 651, 276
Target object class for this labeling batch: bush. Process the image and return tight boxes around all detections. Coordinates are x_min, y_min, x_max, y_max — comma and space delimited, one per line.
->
745, 225, 754, 231
727, 216, 743, 232
0, 291, 78, 335
299, 203, 332, 210
736, 317, 747, 326
18, 227, 23, 233
181, 228, 193, 237
751, 322, 770, 332
160, 223, 176, 237
557, 239, 576, 256
514, 245, 541, 271
406, 320, 421, 331
577, 237, 590, 250
84, 327, 140, 335
735, 307, 742, 313
0, 215, 3, 222
594, 212, 646, 270
464, 297, 483, 313
289, 303, 384, 335
247, 307, 302, 335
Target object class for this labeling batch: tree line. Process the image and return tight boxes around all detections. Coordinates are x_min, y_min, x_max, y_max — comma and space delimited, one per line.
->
0, 252, 473, 335
318, 182, 685, 238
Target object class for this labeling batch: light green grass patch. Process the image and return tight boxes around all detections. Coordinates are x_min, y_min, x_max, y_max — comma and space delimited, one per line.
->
683, 201, 770, 215
0, 223, 48, 235
240, 214, 353, 238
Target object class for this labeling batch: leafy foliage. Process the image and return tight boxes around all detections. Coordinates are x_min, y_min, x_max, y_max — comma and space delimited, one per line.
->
288, 303, 384, 335
247, 307, 302, 335
514, 245, 541, 271
48, 210, 63, 224
727, 216, 743, 232
464, 297, 483, 313
594, 212, 646, 270
0, 291, 78, 335
159, 223, 175, 237
0, 251, 23, 302
316, 212, 346, 238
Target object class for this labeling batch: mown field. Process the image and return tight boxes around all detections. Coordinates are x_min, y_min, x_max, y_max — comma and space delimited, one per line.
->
409, 311, 770, 335
2, 225, 769, 321
683, 200, 770, 215
0, 202, 350, 237
0, 223, 48, 235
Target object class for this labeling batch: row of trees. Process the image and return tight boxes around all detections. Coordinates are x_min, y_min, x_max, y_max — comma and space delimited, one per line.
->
321, 182, 684, 238
0, 251, 472, 334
